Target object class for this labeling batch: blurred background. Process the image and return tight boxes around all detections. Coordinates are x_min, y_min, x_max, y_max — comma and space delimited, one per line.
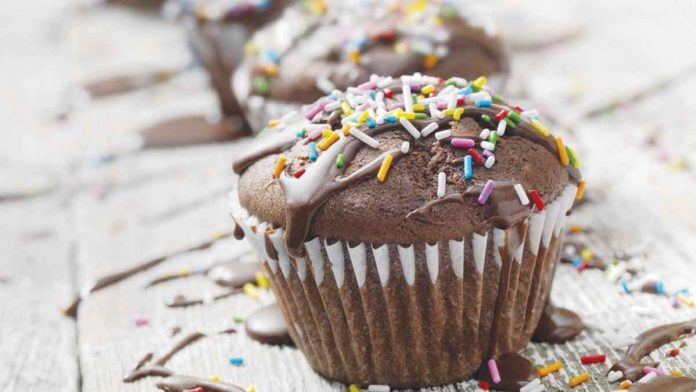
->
2, 0, 696, 391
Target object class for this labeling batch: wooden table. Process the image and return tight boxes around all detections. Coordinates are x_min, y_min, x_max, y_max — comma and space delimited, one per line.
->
2, 1, 696, 391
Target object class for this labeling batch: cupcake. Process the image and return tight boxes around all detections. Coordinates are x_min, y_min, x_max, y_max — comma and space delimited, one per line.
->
233, 0, 509, 133
229, 73, 583, 388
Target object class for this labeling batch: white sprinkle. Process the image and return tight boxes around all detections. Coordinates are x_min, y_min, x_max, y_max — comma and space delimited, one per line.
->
419, 95, 448, 105
449, 77, 468, 87
638, 371, 657, 384
437, 172, 446, 198
324, 101, 341, 112
316, 77, 335, 94
403, 84, 413, 113
467, 91, 490, 101
479, 128, 491, 139
606, 263, 628, 282
514, 184, 530, 205
377, 76, 393, 88
521, 109, 539, 119
368, 385, 390, 392
481, 141, 496, 151
607, 370, 624, 383
520, 378, 542, 392
420, 122, 439, 137
429, 103, 444, 119
349, 127, 379, 148
438, 85, 457, 97
401, 141, 410, 153
435, 129, 451, 141
399, 117, 420, 139
497, 119, 507, 136
447, 93, 457, 109
374, 91, 384, 104
484, 155, 496, 169
280, 110, 299, 122
346, 93, 357, 108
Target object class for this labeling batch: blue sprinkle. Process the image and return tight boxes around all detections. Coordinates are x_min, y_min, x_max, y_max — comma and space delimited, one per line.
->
620, 279, 631, 294
296, 129, 306, 138
263, 50, 279, 64
571, 255, 582, 268
308, 142, 318, 162
459, 87, 473, 95
655, 281, 665, 295
475, 99, 492, 108
463, 155, 473, 180
256, 0, 271, 10
385, 115, 397, 123
229, 357, 244, 366
366, 117, 376, 128
675, 288, 690, 295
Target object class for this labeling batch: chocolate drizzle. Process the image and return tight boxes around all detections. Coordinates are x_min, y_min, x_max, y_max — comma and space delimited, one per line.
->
476, 352, 538, 391
627, 376, 696, 391
532, 302, 584, 344
83, 68, 177, 99
245, 304, 293, 346
166, 290, 240, 308
610, 318, 696, 382
156, 375, 244, 392
63, 232, 231, 318
405, 193, 465, 225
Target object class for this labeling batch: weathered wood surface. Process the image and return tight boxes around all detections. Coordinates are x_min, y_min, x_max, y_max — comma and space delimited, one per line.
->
3, 0, 696, 391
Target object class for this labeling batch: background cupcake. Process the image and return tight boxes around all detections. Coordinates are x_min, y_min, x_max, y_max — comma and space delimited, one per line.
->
233, 0, 509, 132
230, 73, 583, 388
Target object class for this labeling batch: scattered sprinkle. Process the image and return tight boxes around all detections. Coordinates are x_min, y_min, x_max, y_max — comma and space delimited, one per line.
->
484, 155, 495, 169
437, 172, 446, 198
580, 354, 606, 365
272, 156, 287, 178
368, 385, 390, 392
401, 141, 410, 153
255, 272, 269, 289
451, 138, 475, 148
463, 155, 473, 180
420, 122, 439, 137
488, 358, 501, 384
348, 385, 360, 392
619, 380, 633, 389
538, 361, 563, 377
349, 127, 379, 148
134, 317, 149, 327
209, 376, 221, 382
637, 371, 657, 384
514, 184, 530, 205
308, 142, 318, 161
530, 119, 551, 137
520, 378, 542, 392
529, 190, 545, 211
555, 137, 570, 165
243, 283, 259, 300
229, 357, 244, 366
607, 370, 624, 383
317, 131, 339, 150
399, 116, 420, 139
336, 153, 346, 168
434, 129, 451, 140
478, 180, 495, 205
569, 372, 590, 387
377, 154, 394, 183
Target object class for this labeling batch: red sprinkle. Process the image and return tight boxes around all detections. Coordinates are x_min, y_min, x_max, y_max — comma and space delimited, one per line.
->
514, 105, 525, 112
529, 190, 545, 211
384, 89, 393, 99
479, 380, 490, 390
669, 348, 680, 357
577, 260, 589, 272
293, 168, 306, 178
184, 388, 203, 392
580, 354, 606, 365
467, 148, 484, 165
495, 110, 508, 121
457, 97, 465, 106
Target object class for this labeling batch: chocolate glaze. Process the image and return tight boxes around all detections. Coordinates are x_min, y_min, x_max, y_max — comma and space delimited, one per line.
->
156, 375, 244, 392
245, 303, 293, 346
233, 223, 245, 239
532, 302, 584, 344
610, 318, 696, 382
84, 68, 177, 99
64, 232, 231, 318
476, 352, 538, 392
628, 376, 696, 391
405, 193, 465, 225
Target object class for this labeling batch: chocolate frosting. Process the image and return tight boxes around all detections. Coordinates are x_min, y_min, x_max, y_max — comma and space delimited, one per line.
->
234, 75, 580, 257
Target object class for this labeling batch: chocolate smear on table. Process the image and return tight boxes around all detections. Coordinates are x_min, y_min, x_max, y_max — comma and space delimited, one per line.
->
532, 302, 584, 344
156, 375, 244, 392
628, 376, 696, 391
476, 352, 538, 392
245, 304, 293, 346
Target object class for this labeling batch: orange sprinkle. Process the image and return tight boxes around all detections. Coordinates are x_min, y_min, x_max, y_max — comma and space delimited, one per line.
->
348, 50, 360, 64
569, 372, 589, 387
671, 370, 684, 377
317, 131, 339, 151
423, 53, 439, 69
538, 361, 563, 377
377, 154, 394, 183
576, 180, 586, 200
264, 64, 279, 77
272, 156, 287, 178
555, 137, 570, 165
569, 224, 584, 234
619, 380, 633, 389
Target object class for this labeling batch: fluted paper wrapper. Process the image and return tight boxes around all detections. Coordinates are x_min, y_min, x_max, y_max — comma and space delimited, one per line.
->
230, 184, 577, 388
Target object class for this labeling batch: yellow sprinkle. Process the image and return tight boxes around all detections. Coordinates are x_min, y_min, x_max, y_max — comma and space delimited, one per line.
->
394, 41, 408, 54
247, 386, 256, 392
322, 129, 334, 137
619, 380, 633, 390
397, 111, 416, 120
473, 76, 487, 89
538, 361, 563, 377
421, 84, 435, 95
213, 230, 227, 239
581, 249, 593, 260
178, 268, 192, 277
672, 370, 684, 377
412, 104, 425, 112
317, 131, 339, 151
358, 111, 370, 122
268, 119, 281, 128
406, 0, 427, 13
377, 154, 394, 183
243, 283, 259, 300
576, 180, 586, 200
569, 224, 584, 234
255, 271, 269, 289
348, 385, 360, 392
244, 42, 258, 54
310, 0, 327, 14
442, 108, 455, 116
555, 137, 570, 165
272, 156, 287, 178
264, 64, 279, 77
568, 146, 581, 168
348, 50, 360, 64
453, 107, 464, 120
423, 53, 439, 69
677, 294, 695, 307
209, 376, 221, 382
342, 124, 351, 136
341, 101, 353, 116
531, 119, 551, 137
569, 372, 590, 387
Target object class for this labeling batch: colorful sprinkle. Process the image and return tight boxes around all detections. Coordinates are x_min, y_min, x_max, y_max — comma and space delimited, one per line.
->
308, 142, 318, 161
255, 271, 269, 289
451, 138, 475, 148
434, 129, 451, 141
272, 156, 287, 178
348, 385, 360, 392
468, 148, 483, 165
134, 317, 149, 327
580, 354, 606, 365
420, 122, 439, 137
619, 380, 633, 389
478, 180, 495, 205
399, 117, 421, 139
377, 154, 393, 183
568, 372, 590, 387
336, 154, 346, 168
520, 379, 542, 392
243, 283, 259, 300
421, 84, 435, 95
487, 359, 501, 384
637, 371, 657, 384
538, 361, 563, 377
484, 155, 495, 169
437, 172, 446, 198
576, 180, 586, 200
317, 131, 339, 151
463, 155, 473, 180
530, 119, 551, 137
529, 190, 545, 211
349, 127, 379, 148
514, 184, 530, 205
229, 357, 244, 366
669, 348, 680, 357
489, 131, 499, 145
555, 137, 570, 165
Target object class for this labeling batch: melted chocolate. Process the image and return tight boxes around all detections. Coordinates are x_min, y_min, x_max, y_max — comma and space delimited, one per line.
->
140, 115, 246, 149
245, 304, 293, 346
145, 259, 259, 289
628, 376, 696, 391
233, 223, 245, 239
156, 375, 244, 392
476, 352, 538, 391
166, 290, 240, 308
64, 232, 231, 318
610, 318, 696, 382
405, 193, 465, 225
532, 302, 584, 344
84, 69, 177, 98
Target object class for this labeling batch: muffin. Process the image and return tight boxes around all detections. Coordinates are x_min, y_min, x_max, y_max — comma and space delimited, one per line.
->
233, 0, 509, 133
229, 73, 583, 388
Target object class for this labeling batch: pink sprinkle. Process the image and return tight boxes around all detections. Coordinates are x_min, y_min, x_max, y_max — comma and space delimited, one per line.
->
409, 83, 421, 91
488, 359, 501, 384
482, 150, 494, 158
134, 317, 149, 327
308, 129, 323, 141
643, 366, 666, 377
387, 102, 404, 111
305, 99, 330, 120
451, 138, 475, 148
436, 101, 448, 110
358, 81, 377, 90
357, 102, 371, 111
478, 180, 496, 205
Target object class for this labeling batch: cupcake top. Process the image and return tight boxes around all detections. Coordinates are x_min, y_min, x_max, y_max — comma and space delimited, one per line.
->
233, 73, 583, 257
236, 0, 507, 104
166, 0, 279, 22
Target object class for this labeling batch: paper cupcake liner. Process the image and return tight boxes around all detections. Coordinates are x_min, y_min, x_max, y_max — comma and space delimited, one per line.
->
229, 184, 577, 387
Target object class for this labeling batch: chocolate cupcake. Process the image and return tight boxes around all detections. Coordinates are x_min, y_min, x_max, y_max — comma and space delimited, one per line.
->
230, 73, 583, 388
233, 0, 509, 133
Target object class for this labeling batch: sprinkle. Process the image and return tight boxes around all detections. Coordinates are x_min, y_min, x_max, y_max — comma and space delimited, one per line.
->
308, 142, 318, 161
420, 122, 439, 137
566, 146, 580, 168
530, 119, 551, 137
447, 93, 457, 110
475, 99, 492, 108
569, 372, 589, 387
434, 129, 451, 141
187, 388, 203, 392
514, 184, 530, 205
463, 155, 473, 180
619, 380, 633, 389
357, 111, 370, 123
401, 141, 410, 153
538, 362, 563, 377
484, 155, 496, 169
669, 348, 680, 357
671, 370, 683, 377
253, 76, 269, 95
479, 380, 490, 390
421, 84, 435, 95
505, 117, 516, 128
480, 128, 491, 139
272, 156, 287, 178
296, 129, 306, 138
429, 103, 444, 119
233, 316, 244, 324
643, 366, 666, 377
396, 117, 420, 139
494, 110, 508, 121
487, 359, 501, 384
481, 114, 493, 124
384, 88, 394, 99
467, 149, 483, 165
366, 117, 376, 128
347, 50, 360, 64
520, 379, 542, 392
496, 120, 507, 136
637, 371, 657, 384
317, 131, 339, 151
607, 370, 624, 383
677, 294, 694, 307
349, 127, 380, 148
436, 172, 447, 198
348, 385, 360, 392
412, 104, 425, 112
529, 190, 545, 211
368, 385, 390, 392
209, 376, 221, 382
243, 283, 259, 300
403, 84, 413, 113
423, 53, 439, 69
451, 138, 475, 148
554, 137, 570, 165
507, 110, 522, 123
481, 141, 496, 151
478, 180, 495, 204
576, 180, 586, 200
254, 272, 269, 289
229, 357, 244, 366
134, 317, 149, 327
446, 77, 468, 87
377, 154, 393, 183
580, 354, 606, 364
247, 386, 255, 392
489, 131, 499, 145
336, 154, 346, 168
472, 76, 487, 89
341, 101, 353, 115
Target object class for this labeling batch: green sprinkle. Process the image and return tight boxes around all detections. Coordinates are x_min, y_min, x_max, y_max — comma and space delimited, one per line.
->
253, 76, 270, 95
505, 117, 516, 128
414, 113, 427, 120
336, 153, 345, 168
566, 146, 577, 167
233, 316, 244, 324
507, 111, 522, 123
481, 114, 493, 124
492, 94, 504, 104
470, 81, 481, 92
412, 94, 418, 103
489, 131, 499, 145
446, 77, 457, 86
